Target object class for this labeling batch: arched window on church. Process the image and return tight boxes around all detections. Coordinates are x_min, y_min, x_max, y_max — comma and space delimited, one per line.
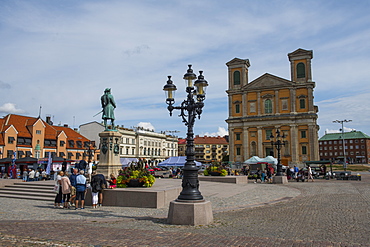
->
233, 71, 241, 85
264, 99, 272, 114
297, 62, 305, 78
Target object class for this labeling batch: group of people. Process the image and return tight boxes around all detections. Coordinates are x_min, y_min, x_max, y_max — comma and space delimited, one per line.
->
253, 167, 274, 183
22, 168, 47, 182
54, 169, 117, 210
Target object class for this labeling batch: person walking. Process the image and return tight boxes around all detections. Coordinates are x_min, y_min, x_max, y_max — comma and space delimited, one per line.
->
35, 169, 40, 181
293, 165, 299, 179
22, 168, 28, 182
90, 171, 105, 208
28, 169, 35, 182
61, 172, 72, 209
69, 168, 79, 207
254, 168, 261, 183
307, 165, 314, 182
75, 170, 87, 210
41, 169, 47, 181
61, 159, 67, 172
54, 171, 63, 208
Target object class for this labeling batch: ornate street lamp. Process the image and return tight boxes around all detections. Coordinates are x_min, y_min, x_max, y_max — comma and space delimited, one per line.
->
270, 129, 286, 176
333, 119, 352, 171
163, 65, 208, 201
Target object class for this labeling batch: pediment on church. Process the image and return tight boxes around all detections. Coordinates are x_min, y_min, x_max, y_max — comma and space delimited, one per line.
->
288, 48, 313, 59
243, 73, 293, 90
226, 58, 250, 67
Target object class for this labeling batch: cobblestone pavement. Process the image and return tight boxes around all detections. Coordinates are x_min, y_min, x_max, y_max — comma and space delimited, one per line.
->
0, 175, 369, 246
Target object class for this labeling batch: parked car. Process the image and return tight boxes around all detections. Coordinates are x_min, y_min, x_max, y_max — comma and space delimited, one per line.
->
154, 167, 172, 178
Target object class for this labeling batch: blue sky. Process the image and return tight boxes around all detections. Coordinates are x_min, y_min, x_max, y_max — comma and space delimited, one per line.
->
0, 0, 369, 138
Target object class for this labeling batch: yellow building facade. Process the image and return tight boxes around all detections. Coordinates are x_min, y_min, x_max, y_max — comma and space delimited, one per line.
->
226, 49, 319, 165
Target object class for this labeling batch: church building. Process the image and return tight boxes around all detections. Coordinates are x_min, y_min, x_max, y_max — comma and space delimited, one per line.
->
226, 48, 320, 165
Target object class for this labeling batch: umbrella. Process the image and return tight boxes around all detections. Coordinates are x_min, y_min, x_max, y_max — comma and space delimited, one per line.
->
0, 157, 12, 164
15, 157, 38, 164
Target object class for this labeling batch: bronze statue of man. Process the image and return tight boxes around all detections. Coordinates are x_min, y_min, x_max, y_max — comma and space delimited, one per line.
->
101, 88, 116, 130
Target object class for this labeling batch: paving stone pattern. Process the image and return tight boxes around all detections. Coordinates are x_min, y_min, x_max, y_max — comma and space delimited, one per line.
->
0, 175, 369, 246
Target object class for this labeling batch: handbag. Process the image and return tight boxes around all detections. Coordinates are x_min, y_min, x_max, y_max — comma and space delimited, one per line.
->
53, 183, 60, 194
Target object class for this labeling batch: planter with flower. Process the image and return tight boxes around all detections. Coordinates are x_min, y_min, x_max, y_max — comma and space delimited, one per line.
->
203, 163, 228, 176
116, 162, 156, 188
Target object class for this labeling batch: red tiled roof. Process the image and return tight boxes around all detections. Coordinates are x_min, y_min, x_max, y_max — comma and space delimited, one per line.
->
178, 139, 186, 144
0, 114, 90, 149
194, 136, 228, 145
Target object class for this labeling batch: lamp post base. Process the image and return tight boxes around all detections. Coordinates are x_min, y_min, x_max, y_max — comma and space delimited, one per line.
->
167, 200, 213, 226
273, 175, 288, 184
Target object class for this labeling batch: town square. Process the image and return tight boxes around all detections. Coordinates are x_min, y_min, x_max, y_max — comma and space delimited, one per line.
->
1, 1, 370, 246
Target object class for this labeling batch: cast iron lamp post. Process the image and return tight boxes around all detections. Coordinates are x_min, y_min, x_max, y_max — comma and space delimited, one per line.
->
163, 65, 208, 201
333, 119, 352, 171
270, 129, 286, 176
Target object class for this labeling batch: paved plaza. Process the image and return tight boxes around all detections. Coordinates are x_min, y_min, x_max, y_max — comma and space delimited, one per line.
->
0, 174, 369, 246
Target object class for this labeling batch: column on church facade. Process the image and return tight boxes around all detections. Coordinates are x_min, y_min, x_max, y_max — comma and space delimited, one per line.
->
290, 89, 296, 113
257, 127, 263, 157
308, 124, 319, 161
275, 90, 279, 114
257, 92, 261, 115
243, 126, 249, 161
229, 127, 235, 163
290, 124, 299, 163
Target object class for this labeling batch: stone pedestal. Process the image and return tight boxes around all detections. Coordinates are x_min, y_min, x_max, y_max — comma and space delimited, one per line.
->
273, 175, 288, 184
167, 200, 213, 226
96, 130, 122, 177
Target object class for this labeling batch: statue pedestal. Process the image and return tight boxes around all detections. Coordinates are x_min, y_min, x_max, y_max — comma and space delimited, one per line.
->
96, 131, 122, 177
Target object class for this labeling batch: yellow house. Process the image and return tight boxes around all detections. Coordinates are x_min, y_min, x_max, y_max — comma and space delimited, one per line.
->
226, 48, 319, 165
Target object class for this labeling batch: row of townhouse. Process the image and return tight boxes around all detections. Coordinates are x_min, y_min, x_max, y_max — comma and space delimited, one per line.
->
178, 135, 229, 163
0, 114, 96, 163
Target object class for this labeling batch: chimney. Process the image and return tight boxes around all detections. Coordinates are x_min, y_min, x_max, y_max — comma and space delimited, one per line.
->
46, 115, 53, 125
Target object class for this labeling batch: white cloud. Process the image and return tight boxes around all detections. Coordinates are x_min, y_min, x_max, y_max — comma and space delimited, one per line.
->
201, 127, 228, 137
0, 103, 26, 114
137, 122, 155, 131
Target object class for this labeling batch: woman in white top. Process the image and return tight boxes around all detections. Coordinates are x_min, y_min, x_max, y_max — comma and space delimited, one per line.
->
54, 171, 63, 208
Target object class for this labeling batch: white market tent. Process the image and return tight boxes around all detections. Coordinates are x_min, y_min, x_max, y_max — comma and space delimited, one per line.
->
244, 156, 263, 164
120, 158, 139, 167
158, 156, 202, 167
244, 156, 277, 165
262, 156, 278, 165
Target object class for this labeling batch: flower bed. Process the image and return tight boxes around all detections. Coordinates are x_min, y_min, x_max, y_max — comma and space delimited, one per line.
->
117, 162, 155, 188
203, 163, 228, 176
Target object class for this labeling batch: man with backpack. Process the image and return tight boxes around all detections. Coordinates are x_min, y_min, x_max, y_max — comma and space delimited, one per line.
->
90, 171, 106, 208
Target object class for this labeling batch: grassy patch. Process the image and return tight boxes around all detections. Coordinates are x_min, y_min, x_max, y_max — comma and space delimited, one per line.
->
331, 164, 370, 171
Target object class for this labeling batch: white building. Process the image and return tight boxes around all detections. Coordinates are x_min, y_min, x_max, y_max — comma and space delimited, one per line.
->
79, 122, 178, 165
